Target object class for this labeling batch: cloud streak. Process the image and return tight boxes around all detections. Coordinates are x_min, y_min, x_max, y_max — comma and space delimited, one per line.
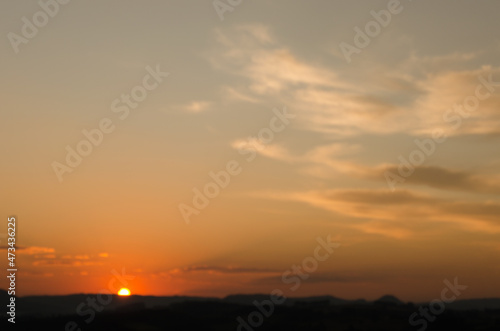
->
256, 188, 500, 238
210, 25, 500, 137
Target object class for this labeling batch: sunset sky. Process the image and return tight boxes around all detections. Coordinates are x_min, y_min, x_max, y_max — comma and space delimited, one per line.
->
1, 0, 500, 302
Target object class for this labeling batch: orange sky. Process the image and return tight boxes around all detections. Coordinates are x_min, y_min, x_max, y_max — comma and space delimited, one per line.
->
1, 0, 500, 302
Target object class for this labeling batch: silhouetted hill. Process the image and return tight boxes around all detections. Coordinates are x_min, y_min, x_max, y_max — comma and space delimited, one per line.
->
224, 294, 365, 307
224, 294, 280, 306
17, 293, 222, 317
375, 295, 404, 306
2, 289, 500, 317
446, 298, 500, 311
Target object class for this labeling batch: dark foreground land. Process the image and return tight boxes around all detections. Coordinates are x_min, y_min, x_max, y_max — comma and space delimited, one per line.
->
3, 297, 500, 331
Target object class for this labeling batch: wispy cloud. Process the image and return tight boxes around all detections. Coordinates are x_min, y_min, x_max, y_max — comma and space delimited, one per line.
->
210, 25, 500, 137
255, 188, 500, 238
170, 265, 280, 275
183, 101, 212, 113
0, 246, 55, 255
376, 165, 500, 194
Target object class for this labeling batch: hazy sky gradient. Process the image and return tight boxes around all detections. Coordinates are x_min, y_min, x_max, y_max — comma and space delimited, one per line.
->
1, 0, 500, 302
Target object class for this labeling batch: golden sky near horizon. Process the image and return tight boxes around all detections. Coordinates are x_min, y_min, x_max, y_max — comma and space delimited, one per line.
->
1, 0, 500, 302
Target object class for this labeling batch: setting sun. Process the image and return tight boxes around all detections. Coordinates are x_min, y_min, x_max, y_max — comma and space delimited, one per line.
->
118, 288, 131, 296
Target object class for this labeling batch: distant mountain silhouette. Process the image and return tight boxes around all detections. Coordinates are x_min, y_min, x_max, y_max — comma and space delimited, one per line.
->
14, 293, 219, 317
2, 289, 499, 318
224, 294, 365, 306
374, 294, 405, 306
444, 298, 500, 311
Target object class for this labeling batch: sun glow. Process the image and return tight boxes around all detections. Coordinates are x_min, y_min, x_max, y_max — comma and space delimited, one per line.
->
118, 288, 131, 296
